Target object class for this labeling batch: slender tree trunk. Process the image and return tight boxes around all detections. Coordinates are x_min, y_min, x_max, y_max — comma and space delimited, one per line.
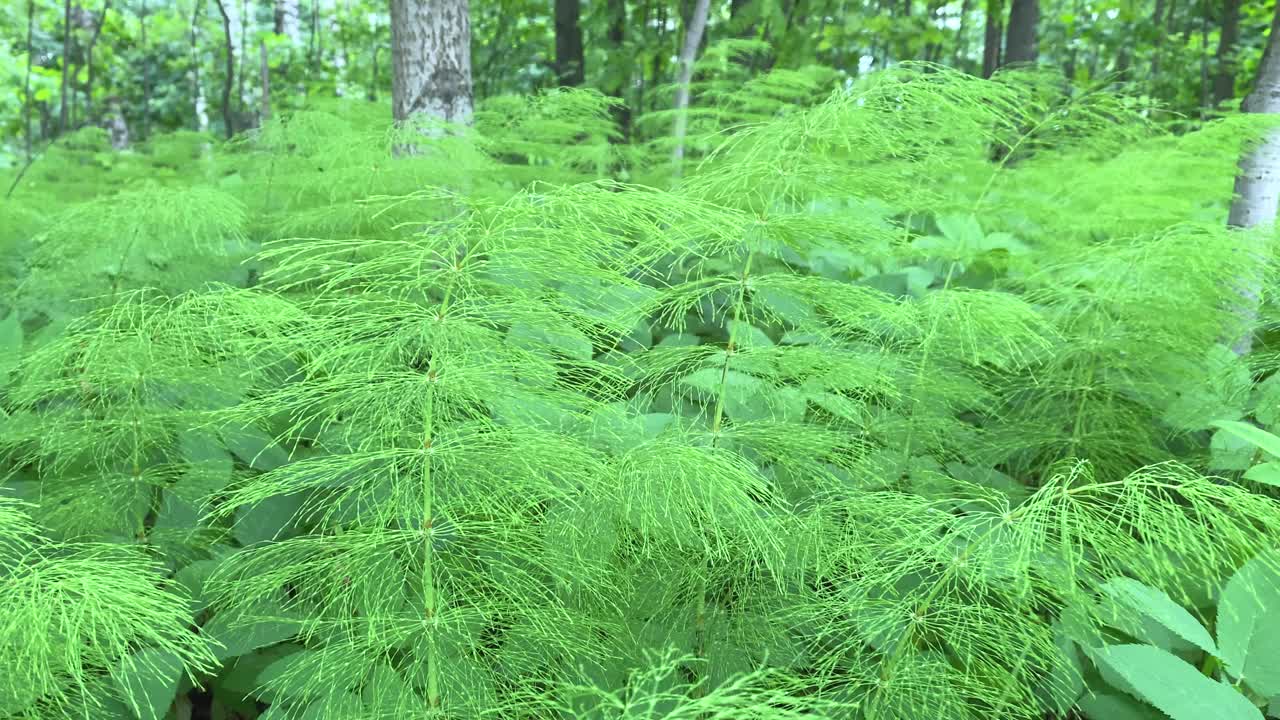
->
213, 0, 236, 138
191, 0, 210, 133
260, 40, 271, 122
1003, 0, 1038, 66
24, 0, 34, 161
554, 0, 585, 85
954, 0, 973, 67
1227, 5, 1280, 355
105, 96, 129, 148
606, 0, 631, 140
59, 0, 72, 134
82, 1, 112, 124
1151, 0, 1167, 89
672, 0, 711, 170
334, 0, 349, 96
140, 0, 151, 139
389, 0, 474, 126
1200, 2, 1211, 117
275, 0, 301, 41
982, 0, 1002, 78
236, 0, 247, 112
1214, 0, 1242, 106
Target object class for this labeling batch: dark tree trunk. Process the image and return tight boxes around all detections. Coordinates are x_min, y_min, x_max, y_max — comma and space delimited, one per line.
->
389, 0, 474, 126
554, 0, 585, 85
605, 0, 631, 140
214, 0, 236, 138
82, 0, 111, 124
59, 0, 71, 134
1003, 0, 1038, 65
981, 0, 1002, 78
140, 0, 151, 139
259, 40, 270, 123
1213, 0, 1242, 106
24, 0, 34, 160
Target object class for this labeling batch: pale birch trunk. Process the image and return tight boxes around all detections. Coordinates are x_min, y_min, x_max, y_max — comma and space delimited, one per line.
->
1228, 7, 1280, 355
671, 0, 711, 171
390, 0, 473, 126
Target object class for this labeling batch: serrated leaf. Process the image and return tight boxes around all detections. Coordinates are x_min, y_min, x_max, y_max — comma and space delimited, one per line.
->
1092, 644, 1261, 720
1218, 553, 1280, 697
1077, 690, 1166, 720
1100, 578, 1216, 655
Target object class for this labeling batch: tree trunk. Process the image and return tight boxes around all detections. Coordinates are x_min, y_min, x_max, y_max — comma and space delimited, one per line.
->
59, 0, 71, 134
1213, 0, 1242, 106
214, 0, 236, 138
389, 0, 474, 126
191, 0, 210, 133
260, 40, 271, 123
1003, 0, 1038, 66
105, 96, 129, 149
554, 0, 585, 85
275, 0, 301, 42
953, 0, 973, 67
82, 0, 111, 124
24, 0, 34, 161
671, 0, 711, 170
140, 0, 151, 139
1227, 5, 1280, 355
1151, 0, 1167, 90
606, 0, 631, 140
981, 0, 1002, 78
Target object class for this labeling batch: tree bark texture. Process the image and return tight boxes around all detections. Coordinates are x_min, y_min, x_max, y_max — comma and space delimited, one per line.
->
214, 0, 236, 138
59, 0, 71, 133
554, 0, 585, 85
1214, 0, 1242, 106
1227, 5, 1280, 355
275, 0, 302, 43
1003, 0, 1038, 66
671, 0, 711, 169
390, 0, 474, 125
981, 0, 1002, 78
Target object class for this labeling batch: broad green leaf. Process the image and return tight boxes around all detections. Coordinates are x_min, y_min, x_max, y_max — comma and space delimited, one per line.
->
112, 649, 184, 720
1211, 420, 1280, 461
1077, 690, 1166, 720
1210, 427, 1258, 472
1100, 577, 1216, 654
222, 425, 290, 471
1218, 553, 1280, 697
233, 494, 304, 546
1245, 462, 1280, 488
727, 320, 773, 349
1092, 644, 1261, 720
205, 596, 303, 662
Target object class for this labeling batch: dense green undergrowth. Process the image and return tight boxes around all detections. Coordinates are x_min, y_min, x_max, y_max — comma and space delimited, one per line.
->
4, 63, 1280, 720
